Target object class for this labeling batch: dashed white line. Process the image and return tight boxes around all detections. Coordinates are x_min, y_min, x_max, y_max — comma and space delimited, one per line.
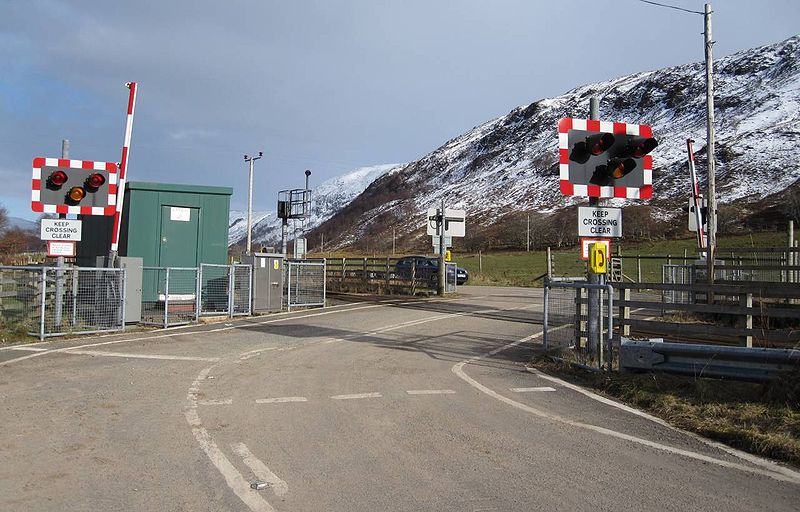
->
510, 387, 556, 393
198, 399, 234, 406
255, 397, 308, 404
331, 392, 382, 400
406, 389, 457, 395
3, 346, 48, 352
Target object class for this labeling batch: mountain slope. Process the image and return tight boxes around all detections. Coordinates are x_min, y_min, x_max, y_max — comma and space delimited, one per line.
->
313, 35, 800, 251
228, 163, 402, 247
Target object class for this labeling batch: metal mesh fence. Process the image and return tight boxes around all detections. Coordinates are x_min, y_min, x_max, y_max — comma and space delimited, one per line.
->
0, 266, 125, 340
662, 264, 692, 304
285, 260, 326, 310
141, 267, 198, 328
199, 264, 230, 316
544, 279, 614, 368
231, 264, 252, 316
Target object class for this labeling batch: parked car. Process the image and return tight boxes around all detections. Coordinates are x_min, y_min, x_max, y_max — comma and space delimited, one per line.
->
394, 256, 468, 286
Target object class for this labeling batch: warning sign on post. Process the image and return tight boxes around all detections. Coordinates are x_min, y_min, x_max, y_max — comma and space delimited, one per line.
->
40, 219, 82, 241
578, 207, 622, 238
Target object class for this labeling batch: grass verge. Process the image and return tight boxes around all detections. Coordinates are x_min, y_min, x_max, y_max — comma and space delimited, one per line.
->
532, 357, 800, 467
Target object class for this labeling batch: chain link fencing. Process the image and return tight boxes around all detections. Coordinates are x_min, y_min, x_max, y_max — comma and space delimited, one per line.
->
285, 260, 326, 311
0, 266, 125, 340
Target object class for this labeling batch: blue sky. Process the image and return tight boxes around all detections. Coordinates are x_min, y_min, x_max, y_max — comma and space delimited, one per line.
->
1, 0, 798, 220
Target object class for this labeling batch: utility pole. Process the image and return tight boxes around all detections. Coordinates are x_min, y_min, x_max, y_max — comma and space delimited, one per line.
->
586, 97, 602, 360
526, 213, 530, 252
438, 197, 446, 296
244, 152, 263, 254
54, 139, 69, 329
704, 2, 717, 284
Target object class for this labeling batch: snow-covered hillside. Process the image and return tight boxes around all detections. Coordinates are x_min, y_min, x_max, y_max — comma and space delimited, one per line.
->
228, 163, 402, 247
314, 35, 800, 249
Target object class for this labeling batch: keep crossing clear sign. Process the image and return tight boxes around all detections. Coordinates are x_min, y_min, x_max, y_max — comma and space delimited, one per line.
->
578, 207, 622, 238
40, 218, 82, 241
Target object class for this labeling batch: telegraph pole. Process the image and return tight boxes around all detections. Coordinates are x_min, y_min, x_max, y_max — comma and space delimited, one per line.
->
704, 2, 717, 284
244, 152, 263, 254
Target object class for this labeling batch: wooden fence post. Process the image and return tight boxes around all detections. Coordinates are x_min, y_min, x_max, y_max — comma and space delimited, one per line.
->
740, 292, 753, 348
619, 288, 631, 338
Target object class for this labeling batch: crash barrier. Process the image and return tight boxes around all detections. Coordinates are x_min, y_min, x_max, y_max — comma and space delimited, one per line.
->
325, 257, 458, 295
543, 277, 614, 369
285, 259, 326, 311
619, 339, 800, 381
0, 265, 125, 340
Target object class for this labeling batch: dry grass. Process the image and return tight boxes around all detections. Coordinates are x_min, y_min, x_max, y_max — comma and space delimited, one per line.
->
533, 358, 800, 466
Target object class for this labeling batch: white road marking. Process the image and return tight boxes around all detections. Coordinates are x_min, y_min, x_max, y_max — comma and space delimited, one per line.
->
185, 367, 277, 512
406, 389, 457, 395
527, 367, 800, 483
331, 392, 382, 400
452, 333, 800, 486
2, 346, 48, 352
198, 399, 233, 406
231, 442, 289, 497
255, 397, 308, 404
65, 349, 219, 362
510, 387, 556, 393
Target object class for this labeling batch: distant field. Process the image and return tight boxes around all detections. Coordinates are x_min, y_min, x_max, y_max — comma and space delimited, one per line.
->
313, 232, 790, 287
456, 232, 789, 286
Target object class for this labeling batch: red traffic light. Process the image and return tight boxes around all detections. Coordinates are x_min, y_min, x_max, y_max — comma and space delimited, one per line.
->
570, 133, 615, 164
85, 173, 106, 191
47, 170, 68, 189
626, 137, 658, 158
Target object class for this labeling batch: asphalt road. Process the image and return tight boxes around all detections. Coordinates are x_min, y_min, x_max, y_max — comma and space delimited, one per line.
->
1, 286, 798, 511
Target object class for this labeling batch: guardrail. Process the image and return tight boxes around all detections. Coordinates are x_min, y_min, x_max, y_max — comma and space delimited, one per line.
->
619, 338, 800, 381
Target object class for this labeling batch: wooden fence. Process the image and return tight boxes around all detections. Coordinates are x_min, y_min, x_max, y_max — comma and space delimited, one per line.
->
615, 281, 800, 348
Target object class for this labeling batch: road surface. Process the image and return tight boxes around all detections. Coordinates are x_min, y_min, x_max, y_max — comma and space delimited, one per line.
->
0, 286, 797, 511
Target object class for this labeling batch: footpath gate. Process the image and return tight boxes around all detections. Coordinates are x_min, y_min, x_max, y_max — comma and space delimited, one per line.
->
285, 260, 326, 311
198, 263, 252, 318
0, 266, 125, 340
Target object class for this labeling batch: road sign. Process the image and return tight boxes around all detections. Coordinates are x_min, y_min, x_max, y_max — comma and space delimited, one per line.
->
31, 157, 118, 215
578, 207, 622, 237
688, 197, 708, 232
40, 219, 82, 241
46, 241, 76, 257
432, 235, 452, 254
580, 238, 611, 261
588, 243, 608, 274
426, 208, 465, 237
558, 118, 656, 199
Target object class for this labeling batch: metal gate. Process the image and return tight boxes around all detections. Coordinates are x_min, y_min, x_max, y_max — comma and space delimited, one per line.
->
198, 264, 252, 317
543, 277, 615, 368
0, 266, 126, 340
285, 260, 326, 311
141, 267, 198, 328
231, 264, 252, 316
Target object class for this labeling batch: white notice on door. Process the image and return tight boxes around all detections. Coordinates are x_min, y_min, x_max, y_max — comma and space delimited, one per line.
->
170, 207, 191, 222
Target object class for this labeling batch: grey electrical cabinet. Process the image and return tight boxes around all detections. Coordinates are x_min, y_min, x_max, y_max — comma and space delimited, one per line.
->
118, 256, 143, 323
241, 253, 284, 313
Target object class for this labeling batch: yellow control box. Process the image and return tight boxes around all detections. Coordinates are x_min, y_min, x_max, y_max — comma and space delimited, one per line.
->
445, 249, 452, 262
589, 243, 607, 274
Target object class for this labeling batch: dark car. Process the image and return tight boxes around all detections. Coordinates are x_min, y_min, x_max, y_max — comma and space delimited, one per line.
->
394, 256, 468, 286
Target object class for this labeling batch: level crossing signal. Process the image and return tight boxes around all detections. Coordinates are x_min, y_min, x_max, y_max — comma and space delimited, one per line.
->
558, 118, 658, 199
31, 157, 118, 215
